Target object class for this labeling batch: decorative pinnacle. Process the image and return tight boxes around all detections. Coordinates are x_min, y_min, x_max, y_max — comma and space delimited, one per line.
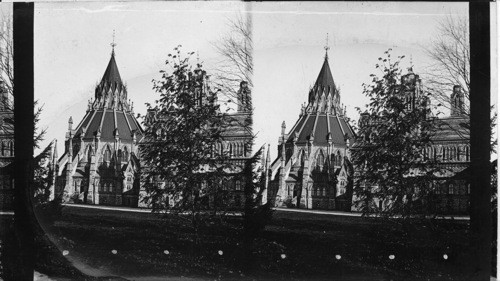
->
110, 30, 117, 54
408, 54, 414, 72
324, 33, 330, 59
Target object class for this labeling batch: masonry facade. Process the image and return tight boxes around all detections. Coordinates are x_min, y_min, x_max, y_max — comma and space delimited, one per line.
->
56, 49, 144, 207
267, 51, 355, 210
0, 81, 13, 210
138, 74, 254, 209
355, 68, 470, 215
427, 85, 470, 214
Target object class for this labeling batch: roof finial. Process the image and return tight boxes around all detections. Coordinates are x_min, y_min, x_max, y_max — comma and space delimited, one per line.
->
324, 33, 330, 59
196, 50, 200, 66
110, 30, 117, 55
408, 53, 414, 73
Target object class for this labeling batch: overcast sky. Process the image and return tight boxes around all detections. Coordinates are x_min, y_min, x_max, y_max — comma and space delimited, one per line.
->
33, 2, 494, 160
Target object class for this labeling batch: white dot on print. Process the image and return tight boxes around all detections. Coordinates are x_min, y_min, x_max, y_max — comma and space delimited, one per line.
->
280, 254, 286, 259
218, 250, 223, 256
164, 250, 170, 255
62, 250, 69, 256
111, 250, 117, 254
443, 254, 448, 260
335, 255, 341, 260
389, 255, 395, 260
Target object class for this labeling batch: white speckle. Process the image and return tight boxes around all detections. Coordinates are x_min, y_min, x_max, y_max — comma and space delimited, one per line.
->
443, 254, 448, 260
111, 250, 117, 254
389, 255, 395, 260
218, 250, 223, 256
62, 250, 69, 256
280, 254, 286, 259
164, 250, 170, 255
335, 255, 341, 260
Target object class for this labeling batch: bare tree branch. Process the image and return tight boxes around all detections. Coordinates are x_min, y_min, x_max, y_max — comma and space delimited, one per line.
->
211, 12, 253, 108
421, 15, 470, 117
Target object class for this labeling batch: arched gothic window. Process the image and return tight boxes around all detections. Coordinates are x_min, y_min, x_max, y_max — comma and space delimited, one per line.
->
103, 146, 112, 162
222, 178, 228, 191
87, 146, 92, 162
317, 150, 325, 167
449, 183, 455, 195
7, 141, 12, 157
123, 147, 129, 162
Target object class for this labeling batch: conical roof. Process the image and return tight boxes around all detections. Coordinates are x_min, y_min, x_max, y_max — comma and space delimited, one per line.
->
71, 48, 143, 142
100, 51, 123, 86
314, 56, 335, 89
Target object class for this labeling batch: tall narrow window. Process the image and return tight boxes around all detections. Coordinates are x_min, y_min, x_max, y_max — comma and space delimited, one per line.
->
103, 146, 111, 162
87, 146, 92, 162
123, 147, 129, 162
448, 184, 454, 195
317, 150, 324, 168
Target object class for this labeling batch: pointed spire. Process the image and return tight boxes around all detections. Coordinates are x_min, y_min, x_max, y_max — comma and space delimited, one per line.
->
408, 54, 414, 73
266, 143, 271, 168
324, 33, 330, 60
313, 51, 335, 95
100, 48, 123, 86
110, 30, 117, 55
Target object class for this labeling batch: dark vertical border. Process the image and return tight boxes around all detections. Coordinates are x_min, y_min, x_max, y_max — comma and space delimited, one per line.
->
469, 2, 492, 280
12, 2, 35, 281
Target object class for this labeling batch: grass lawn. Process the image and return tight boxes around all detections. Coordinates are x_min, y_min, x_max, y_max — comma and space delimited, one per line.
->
37, 205, 478, 280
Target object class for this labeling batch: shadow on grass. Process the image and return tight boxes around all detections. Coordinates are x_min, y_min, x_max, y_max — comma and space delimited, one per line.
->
34, 206, 477, 280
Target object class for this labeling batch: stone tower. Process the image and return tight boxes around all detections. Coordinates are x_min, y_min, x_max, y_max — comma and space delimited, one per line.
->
450, 85, 466, 116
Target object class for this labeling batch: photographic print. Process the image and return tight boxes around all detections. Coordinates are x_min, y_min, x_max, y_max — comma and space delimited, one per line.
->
0, 1, 497, 280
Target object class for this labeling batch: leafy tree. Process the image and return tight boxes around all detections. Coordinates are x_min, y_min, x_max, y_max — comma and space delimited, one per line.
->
352, 50, 441, 218
140, 46, 233, 232
241, 146, 272, 271
213, 14, 273, 267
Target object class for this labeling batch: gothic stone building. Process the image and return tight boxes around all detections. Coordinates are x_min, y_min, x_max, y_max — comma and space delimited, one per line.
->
139, 73, 254, 209
219, 81, 253, 208
355, 68, 470, 215
428, 85, 470, 214
0, 81, 14, 210
267, 51, 355, 210
56, 49, 144, 207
